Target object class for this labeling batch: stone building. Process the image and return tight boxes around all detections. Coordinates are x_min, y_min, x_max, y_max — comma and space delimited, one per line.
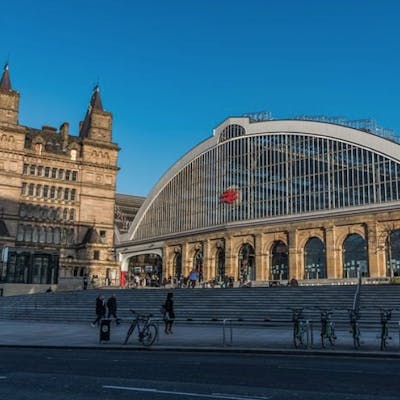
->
0, 64, 119, 294
118, 115, 400, 285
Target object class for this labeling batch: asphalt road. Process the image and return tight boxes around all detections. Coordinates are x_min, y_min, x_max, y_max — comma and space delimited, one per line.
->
0, 348, 398, 399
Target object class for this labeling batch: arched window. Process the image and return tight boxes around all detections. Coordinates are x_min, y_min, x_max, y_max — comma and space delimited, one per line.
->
216, 248, 225, 281
270, 241, 288, 280
39, 226, 46, 243
386, 230, 400, 277
17, 224, 24, 241
19, 203, 26, 217
238, 243, 256, 281
25, 225, 32, 242
304, 237, 326, 279
32, 226, 39, 243
343, 234, 368, 278
54, 227, 61, 244
46, 227, 53, 243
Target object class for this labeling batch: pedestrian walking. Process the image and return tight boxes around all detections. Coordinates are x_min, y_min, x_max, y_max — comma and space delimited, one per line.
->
106, 294, 120, 325
91, 295, 105, 327
163, 292, 175, 334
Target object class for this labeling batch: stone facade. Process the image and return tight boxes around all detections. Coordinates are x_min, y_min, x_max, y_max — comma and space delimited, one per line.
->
0, 65, 119, 290
161, 208, 400, 283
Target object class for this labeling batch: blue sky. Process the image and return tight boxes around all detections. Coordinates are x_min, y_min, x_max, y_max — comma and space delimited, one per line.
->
2, 0, 400, 196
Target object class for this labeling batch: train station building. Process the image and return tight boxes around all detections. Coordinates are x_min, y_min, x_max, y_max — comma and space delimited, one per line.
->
117, 114, 400, 286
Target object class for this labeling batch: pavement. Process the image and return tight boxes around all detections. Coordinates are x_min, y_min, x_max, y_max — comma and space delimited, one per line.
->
0, 318, 399, 357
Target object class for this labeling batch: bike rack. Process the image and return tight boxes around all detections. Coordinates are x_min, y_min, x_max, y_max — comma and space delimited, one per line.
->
306, 320, 314, 348
222, 318, 233, 347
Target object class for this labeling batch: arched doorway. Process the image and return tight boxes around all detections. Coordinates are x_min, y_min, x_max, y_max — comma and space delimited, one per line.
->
270, 241, 288, 280
343, 234, 368, 278
304, 237, 326, 279
128, 253, 163, 287
173, 252, 182, 281
216, 248, 225, 281
193, 250, 204, 282
238, 243, 255, 282
386, 230, 400, 277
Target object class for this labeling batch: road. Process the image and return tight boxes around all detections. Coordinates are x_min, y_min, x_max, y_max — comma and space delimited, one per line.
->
0, 348, 398, 399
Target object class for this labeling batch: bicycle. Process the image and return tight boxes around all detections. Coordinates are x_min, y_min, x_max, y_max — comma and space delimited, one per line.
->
379, 308, 392, 351
348, 309, 361, 349
291, 308, 307, 348
123, 310, 158, 346
320, 309, 336, 348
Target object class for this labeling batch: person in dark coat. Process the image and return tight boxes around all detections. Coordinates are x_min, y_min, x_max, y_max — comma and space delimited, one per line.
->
107, 294, 120, 325
91, 295, 105, 327
164, 292, 175, 334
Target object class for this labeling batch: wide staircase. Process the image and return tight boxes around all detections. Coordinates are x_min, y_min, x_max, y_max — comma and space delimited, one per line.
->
0, 285, 399, 326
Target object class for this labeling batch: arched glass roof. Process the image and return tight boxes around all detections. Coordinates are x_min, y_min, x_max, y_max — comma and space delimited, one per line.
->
127, 118, 400, 242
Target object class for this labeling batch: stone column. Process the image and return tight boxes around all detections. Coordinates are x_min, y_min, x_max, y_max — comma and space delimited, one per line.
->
325, 225, 338, 279
254, 233, 267, 281
288, 229, 299, 279
224, 235, 236, 279
366, 221, 380, 277
203, 239, 212, 281
182, 242, 191, 278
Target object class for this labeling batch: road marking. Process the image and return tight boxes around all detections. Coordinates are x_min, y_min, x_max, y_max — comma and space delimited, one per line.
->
103, 385, 271, 399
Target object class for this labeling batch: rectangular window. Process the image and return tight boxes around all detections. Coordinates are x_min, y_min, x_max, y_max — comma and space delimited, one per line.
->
44, 167, 50, 177
51, 168, 57, 178
35, 185, 42, 197
23, 164, 28, 175
57, 187, 63, 200
65, 170, 71, 180
37, 166, 43, 176
29, 165, 36, 175
93, 250, 100, 260
64, 188, 69, 201
70, 189, 76, 201
58, 169, 64, 179
69, 208, 75, 221
28, 183, 34, 196
72, 171, 78, 181
21, 182, 27, 195
43, 185, 49, 198
50, 186, 55, 199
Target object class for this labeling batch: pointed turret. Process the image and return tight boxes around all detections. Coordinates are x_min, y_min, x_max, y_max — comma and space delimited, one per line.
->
91, 84, 103, 111
0, 63, 19, 126
0, 63, 11, 91
79, 85, 112, 142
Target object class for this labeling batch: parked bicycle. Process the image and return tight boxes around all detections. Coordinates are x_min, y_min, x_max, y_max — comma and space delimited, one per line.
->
348, 309, 361, 349
123, 310, 158, 346
291, 308, 307, 348
379, 308, 392, 351
320, 309, 336, 348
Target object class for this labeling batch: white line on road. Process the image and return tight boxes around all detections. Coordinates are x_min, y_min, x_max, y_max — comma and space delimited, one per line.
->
103, 385, 271, 400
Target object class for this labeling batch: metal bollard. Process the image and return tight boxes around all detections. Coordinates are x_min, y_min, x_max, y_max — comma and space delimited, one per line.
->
222, 319, 233, 347
398, 321, 400, 347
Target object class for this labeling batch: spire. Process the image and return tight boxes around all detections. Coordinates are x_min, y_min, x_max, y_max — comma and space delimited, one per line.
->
79, 84, 104, 138
0, 63, 11, 91
91, 84, 103, 111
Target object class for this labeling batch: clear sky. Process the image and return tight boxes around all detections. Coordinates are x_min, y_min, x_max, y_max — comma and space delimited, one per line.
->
2, 0, 400, 196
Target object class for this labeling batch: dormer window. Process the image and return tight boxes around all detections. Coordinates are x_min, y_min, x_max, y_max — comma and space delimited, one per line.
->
34, 143, 43, 155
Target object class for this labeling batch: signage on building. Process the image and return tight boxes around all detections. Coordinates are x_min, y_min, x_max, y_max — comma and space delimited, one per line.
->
220, 187, 241, 205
